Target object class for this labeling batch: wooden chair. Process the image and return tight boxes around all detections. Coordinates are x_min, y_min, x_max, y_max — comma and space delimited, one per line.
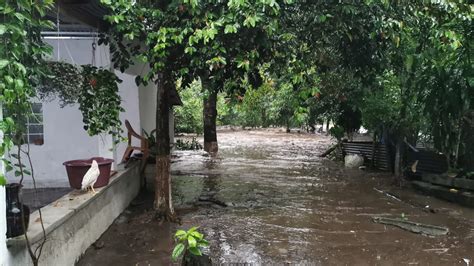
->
121, 120, 149, 176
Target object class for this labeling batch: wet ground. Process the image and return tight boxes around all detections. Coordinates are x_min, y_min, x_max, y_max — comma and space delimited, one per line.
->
77, 128, 474, 265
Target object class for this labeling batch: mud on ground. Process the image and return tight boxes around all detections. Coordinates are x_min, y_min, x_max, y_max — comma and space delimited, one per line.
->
77, 128, 474, 265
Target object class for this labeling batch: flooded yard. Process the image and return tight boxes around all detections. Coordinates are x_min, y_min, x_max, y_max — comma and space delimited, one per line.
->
78, 128, 474, 265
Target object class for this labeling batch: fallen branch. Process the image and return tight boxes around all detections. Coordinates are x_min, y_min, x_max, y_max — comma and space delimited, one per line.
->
373, 188, 402, 202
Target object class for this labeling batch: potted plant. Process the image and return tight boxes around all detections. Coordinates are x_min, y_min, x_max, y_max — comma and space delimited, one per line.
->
37, 61, 84, 107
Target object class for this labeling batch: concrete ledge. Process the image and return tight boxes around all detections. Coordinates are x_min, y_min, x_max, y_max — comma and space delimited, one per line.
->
5, 162, 140, 265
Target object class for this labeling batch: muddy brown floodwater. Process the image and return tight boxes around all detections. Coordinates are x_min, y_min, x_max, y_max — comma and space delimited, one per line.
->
77, 128, 474, 266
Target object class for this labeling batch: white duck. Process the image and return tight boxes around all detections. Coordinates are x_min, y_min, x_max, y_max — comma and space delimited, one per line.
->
81, 160, 100, 194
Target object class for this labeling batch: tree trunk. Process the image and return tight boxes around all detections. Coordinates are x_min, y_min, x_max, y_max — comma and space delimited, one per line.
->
154, 73, 175, 219
203, 87, 218, 154
394, 139, 403, 178
326, 119, 330, 135
463, 112, 474, 171
371, 132, 377, 168
262, 109, 267, 128
453, 121, 462, 169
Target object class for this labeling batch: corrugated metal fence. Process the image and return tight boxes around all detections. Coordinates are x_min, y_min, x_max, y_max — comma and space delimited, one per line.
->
341, 141, 391, 171
340, 140, 448, 174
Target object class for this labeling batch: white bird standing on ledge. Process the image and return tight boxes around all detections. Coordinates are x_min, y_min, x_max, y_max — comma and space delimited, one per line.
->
81, 160, 100, 194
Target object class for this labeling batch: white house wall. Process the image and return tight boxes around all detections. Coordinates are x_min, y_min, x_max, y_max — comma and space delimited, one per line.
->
138, 83, 157, 134
116, 71, 141, 163
121, 59, 157, 135
19, 98, 101, 187
6, 38, 140, 188
118, 54, 175, 143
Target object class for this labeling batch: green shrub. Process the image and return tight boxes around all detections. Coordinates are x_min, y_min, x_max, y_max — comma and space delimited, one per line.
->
175, 80, 204, 134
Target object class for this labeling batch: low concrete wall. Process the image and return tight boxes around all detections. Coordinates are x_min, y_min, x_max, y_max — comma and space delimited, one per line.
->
5, 162, 140, 266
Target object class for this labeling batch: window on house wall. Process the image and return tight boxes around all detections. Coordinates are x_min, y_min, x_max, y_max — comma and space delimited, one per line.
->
3, 103, 44, 145
26, 103, 44, 145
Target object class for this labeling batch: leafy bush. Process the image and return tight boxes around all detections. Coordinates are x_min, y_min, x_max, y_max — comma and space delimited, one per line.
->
360, 70, 401, 134
236, 87, 269, 127
175, 80, 204, 134
216, 93, 234, 125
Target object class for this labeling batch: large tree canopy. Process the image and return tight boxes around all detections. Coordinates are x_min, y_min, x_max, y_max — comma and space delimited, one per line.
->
101, 0, 292, 217
101, 0, 473, 216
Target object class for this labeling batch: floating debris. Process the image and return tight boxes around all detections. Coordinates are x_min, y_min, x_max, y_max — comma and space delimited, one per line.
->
373, 217, 449, 236
463, 258, 470, 266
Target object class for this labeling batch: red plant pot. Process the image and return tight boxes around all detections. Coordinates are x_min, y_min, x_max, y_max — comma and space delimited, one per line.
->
63, 157, 114, 189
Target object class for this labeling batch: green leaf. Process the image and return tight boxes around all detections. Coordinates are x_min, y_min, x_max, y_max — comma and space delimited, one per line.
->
188, 247, 202, 256
0, 25, 6, 35
405, 55, 414, 72
190, 231, 203, 240
188, 235, 197, 247
171, 243, 185, 261
5, 164, 13, 172
244, 15, 256, 27
0, 60, 8, 69
14, 62, 26, 75
184, 47, 196, 54
15, 79, 24, 89
224, 24, 237, 34
198, 239, 209, 247
0, 175, 6, 186
175, 229, 187, 237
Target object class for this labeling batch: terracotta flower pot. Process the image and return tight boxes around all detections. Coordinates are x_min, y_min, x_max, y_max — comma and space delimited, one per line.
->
63, 157, 114, 189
